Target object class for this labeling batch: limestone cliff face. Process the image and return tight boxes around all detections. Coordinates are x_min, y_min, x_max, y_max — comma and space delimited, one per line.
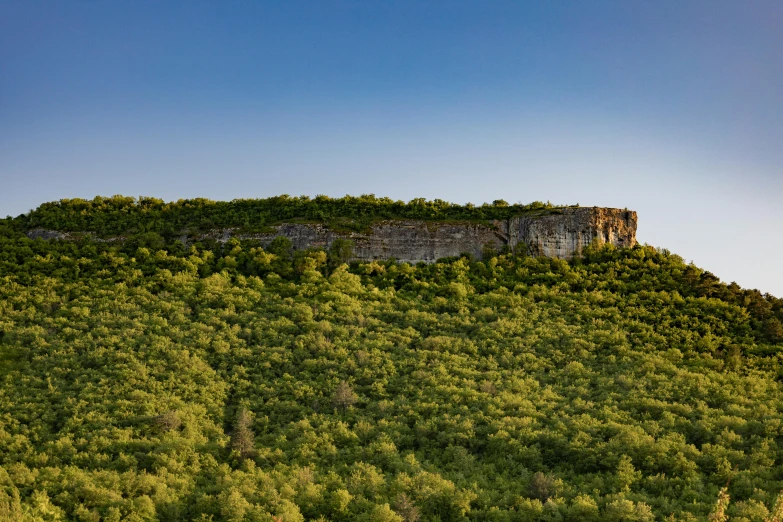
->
508, 207, 637, 259
213, 207, 636, 262
202, 221, 507, 264
26, 207, 637, 263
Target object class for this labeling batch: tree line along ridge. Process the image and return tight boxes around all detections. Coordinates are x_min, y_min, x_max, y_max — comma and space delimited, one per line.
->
12, 195, 567, 238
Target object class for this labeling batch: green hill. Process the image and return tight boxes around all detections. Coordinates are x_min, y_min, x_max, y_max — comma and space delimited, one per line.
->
1, 197, 782, 521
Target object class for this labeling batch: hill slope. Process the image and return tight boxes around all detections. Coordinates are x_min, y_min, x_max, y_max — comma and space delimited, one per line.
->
1, 198, 782, 521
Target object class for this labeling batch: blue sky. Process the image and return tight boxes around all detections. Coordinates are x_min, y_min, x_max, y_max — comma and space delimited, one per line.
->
1, 1, 782, 295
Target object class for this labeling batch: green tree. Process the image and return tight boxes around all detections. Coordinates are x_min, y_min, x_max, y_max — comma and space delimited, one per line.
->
329, 238, 354, 271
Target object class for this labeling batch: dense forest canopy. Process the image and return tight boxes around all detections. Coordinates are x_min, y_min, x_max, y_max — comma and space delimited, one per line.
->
1, 200, 783, 521
11, 195, 566, 237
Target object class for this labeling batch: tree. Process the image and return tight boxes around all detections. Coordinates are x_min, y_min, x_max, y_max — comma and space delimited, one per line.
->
127, 231, 165, 251
328, 239, 354, 271
393, 494, 420, 522
231, 408, 255, 458
768, 491, 783, 522
604, 499, 654, 522
0, 480, 22, 521
708, 488, 729, 522
529, 472, 561, 501
294, 249, 327, 275
153, 410, 182, 432
567, 495, 598, 521
268, 236, 293, 260
763, 317, 783, 343
333, 381, 357, 411
368, 503, 403, 522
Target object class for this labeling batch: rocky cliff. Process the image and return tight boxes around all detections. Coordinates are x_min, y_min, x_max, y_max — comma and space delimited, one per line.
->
26, 207, 637, 263
195, 207, 637, 263
508, 207, 637, 259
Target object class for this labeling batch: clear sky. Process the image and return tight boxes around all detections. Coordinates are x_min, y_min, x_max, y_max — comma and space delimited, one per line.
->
2, 1, 781, 295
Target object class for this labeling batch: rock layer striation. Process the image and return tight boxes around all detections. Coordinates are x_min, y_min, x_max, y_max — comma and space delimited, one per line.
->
204, 207, 637, 262
509, 207, 637, 259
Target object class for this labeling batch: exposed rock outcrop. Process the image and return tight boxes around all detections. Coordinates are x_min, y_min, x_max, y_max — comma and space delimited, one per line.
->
509, 207, 637, 258
26, 228, 71, 241
26, 207, 637, 262
201, 207, 637, 262
219, 221, 508, 264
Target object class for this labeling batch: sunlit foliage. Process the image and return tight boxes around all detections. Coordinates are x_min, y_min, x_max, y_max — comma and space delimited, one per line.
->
0, 207, 782, 520
15, 194, 561, 237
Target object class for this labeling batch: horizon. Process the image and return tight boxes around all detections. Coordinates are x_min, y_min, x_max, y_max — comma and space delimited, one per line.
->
2, 1, 781, 295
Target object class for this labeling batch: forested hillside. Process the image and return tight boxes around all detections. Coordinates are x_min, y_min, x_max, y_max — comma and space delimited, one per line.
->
1, 200, 783, 521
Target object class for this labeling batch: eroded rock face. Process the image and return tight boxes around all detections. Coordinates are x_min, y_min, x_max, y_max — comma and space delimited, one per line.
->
226, 207, 636, 262
216, 221, 508, 264
350, 221, 507, 264
26, 207, 637, 262
509, 207, 637, 258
